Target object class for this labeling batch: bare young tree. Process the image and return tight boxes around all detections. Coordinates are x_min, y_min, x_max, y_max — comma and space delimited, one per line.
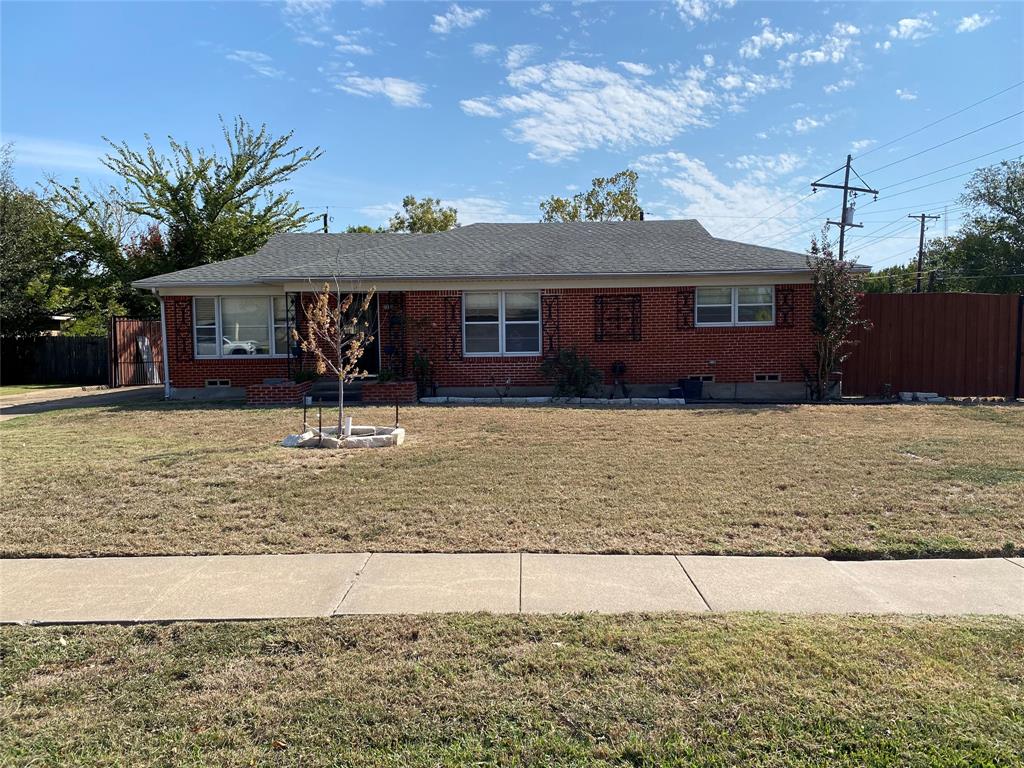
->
294, 282, 375, 433
807, 230, 871, 400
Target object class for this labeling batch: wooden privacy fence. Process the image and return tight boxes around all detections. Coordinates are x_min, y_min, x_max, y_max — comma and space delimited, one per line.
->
0, 336, 108, 385
842, 293, 1024, 398
108, 316, 163, 387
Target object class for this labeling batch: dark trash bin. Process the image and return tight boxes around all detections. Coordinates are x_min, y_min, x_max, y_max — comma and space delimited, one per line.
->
679, 378, 703, 400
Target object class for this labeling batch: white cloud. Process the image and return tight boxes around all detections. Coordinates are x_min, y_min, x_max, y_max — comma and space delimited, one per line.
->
793, 116, 826, 133
459, 97, 501, 117
727, 152, 802, 181
785, 22, 860, 66
336, 76, 427, 107
446, 196, 533, 223
505, 44, 540, 69
875, 40, 892, 51
672, 0, 736, 26
472, 42, 498, 58
895, 88, 917, 101
619, 61, 655, 76
824, 78, 854, 94
4, 135, 107, 173
739, 19, 800, 59
282, 0, 333, 28
462, 60, 716, 161
225, 50, 284, 79
281, 0, 333, 44
717, 73, 743, 90
851, 138, 875, 152
430, 4, 487, 35
702, 54, 715, 67
888, 16, 936, 41
957, 13, 995, 33
530, 3, 554, 17
294, 35, 325, 47
334, 33, 373, 55
635, 150, 811, 242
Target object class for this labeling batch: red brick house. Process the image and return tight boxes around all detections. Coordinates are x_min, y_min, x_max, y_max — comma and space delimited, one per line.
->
134, 221, 848, 402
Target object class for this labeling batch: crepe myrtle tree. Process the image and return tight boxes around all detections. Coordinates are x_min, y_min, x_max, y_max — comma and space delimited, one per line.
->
806, 230, 871, 400
294, 282, 376, 433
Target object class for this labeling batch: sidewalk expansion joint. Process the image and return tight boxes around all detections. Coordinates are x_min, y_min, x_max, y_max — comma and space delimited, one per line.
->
674, 556, 713, 611
333, 552, 373, 614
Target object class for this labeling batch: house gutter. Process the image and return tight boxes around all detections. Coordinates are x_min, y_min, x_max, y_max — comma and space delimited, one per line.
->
156, 291, 171, 400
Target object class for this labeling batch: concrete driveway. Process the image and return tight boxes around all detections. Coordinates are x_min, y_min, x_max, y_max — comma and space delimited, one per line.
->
0, 385, 162, 421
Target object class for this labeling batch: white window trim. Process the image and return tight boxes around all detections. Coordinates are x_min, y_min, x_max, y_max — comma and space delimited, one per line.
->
695, 286, 775, 328
462, 291, 542, 357
193, 296, 289, 359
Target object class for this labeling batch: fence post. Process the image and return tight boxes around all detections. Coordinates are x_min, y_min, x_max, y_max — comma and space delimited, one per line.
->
1014, 294, 1023, 401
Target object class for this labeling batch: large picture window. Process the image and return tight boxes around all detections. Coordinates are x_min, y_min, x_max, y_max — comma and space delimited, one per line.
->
463, 291, 541, 356
192, 296, 289, 358
695, 286, 775, 327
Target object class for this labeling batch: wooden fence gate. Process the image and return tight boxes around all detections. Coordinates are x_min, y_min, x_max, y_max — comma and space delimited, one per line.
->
842, 293, 1024, 398
108, 316, 163, 387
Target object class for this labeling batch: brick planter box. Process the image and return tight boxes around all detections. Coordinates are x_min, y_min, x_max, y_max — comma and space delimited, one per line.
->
246, 379, 313, 406
361, 380, 418, 404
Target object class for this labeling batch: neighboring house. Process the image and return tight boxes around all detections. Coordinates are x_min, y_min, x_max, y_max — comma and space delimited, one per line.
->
133, 220, 855, 401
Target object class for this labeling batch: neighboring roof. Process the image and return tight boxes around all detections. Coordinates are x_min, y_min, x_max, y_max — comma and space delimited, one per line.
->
133, 221, 825, 289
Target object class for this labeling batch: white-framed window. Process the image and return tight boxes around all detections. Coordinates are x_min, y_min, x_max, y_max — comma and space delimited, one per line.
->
192, 296, 289, 358
463, 291, 541, 356
695, 286, 775, 327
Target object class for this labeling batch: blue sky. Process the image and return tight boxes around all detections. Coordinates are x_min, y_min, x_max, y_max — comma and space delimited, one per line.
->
2, 0, 1022, 271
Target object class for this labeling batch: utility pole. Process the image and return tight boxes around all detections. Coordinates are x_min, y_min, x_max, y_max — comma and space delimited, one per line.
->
811, 154, 878, 262
322, 212, 328, 233
909, 213, 940, 292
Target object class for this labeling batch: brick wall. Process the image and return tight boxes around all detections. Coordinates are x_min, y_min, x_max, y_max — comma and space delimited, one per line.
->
165, 285, 816, 391
362, 380, 418, 404
392, 285, 815, 387
246, 380, 313, 406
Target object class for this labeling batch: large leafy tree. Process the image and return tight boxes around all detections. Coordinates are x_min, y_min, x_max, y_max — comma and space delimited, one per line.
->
539, 169, 643, 222
99, 117, 323, 270
388, 195, 458, 233
0, 145, 68, 336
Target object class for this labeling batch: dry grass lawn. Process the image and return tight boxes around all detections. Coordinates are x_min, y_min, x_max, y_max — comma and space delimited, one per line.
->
1, 402, 1022, 558
2, 614, 1022, 766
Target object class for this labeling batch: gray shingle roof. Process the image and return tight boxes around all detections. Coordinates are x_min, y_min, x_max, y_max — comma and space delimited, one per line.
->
133, 221, 816, 288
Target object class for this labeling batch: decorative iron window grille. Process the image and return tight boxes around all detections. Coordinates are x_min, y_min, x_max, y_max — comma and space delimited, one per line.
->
776, 286, 794, 327
594, 295, 642, 342
541, 294, 561, 356
382, 292, 407, 376
443, 295, 462, 360
285, 292, 301, 379
676, 289, 694, 330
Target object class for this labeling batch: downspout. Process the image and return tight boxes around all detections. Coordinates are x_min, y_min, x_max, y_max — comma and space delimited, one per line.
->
156, 290, 172, 400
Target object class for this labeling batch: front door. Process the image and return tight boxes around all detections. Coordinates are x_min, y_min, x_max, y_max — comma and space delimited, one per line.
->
345, 294, 380, 376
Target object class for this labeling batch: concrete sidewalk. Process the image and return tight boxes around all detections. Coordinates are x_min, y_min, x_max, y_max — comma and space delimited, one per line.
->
1, 553, 1021, 624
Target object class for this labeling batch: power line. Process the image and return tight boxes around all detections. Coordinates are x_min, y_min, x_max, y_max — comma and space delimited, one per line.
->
740, 82, 1024, 236
854, 80, 1024, 161
862, 110, 1024, 176
877, 141, 1024, 189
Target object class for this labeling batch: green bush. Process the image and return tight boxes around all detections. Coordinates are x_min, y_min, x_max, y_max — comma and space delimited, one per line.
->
292, 369, 317, 383
539, 348, 604, 397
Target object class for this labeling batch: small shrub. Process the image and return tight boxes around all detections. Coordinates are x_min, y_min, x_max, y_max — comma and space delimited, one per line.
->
540, 348, 603, 397
292, 369, 317, 383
